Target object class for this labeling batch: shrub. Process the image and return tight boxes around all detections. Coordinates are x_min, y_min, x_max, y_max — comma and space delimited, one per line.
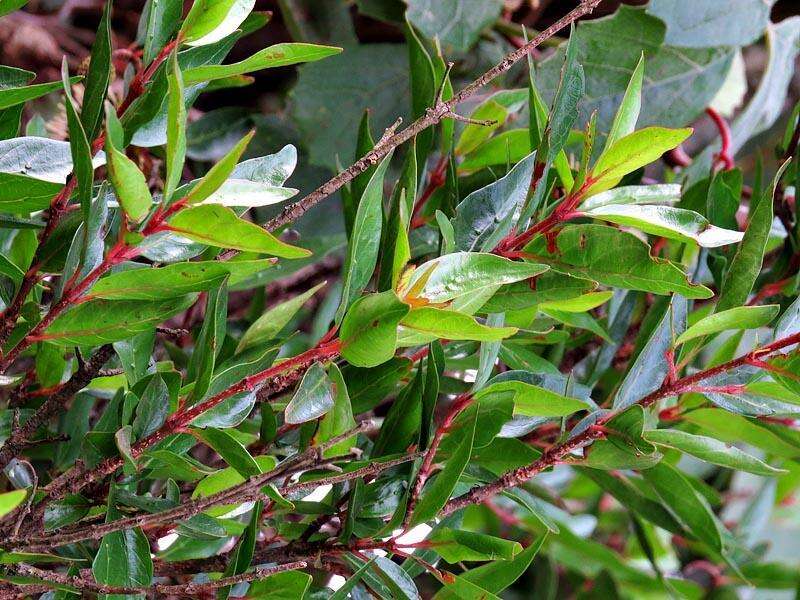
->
0, 0, 798, 597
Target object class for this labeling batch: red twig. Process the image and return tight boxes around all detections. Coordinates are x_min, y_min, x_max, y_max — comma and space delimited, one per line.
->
706, 107, 734, 171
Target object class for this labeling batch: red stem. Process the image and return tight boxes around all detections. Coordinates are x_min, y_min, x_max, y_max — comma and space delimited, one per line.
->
44, 339, 343, 499
706, 107, 734, 171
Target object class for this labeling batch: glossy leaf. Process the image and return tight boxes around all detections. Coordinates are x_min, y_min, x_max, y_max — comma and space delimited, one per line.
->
644, 429, 785, 476
526, 224, 712, 299
583, 204, 743, 248
340, 291, 410, 368
675, 304, 780, 345
167, 205, 310, 258
284, 362, 335, 424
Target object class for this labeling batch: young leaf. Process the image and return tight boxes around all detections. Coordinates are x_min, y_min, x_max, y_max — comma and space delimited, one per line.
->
185, 130, 254, 204
164, 51, 187, 204
604, 53, 644, 151
183, 43, 343, 84
0, 489, 27, 518
398, 252, 548, 305
237, 282, 324, 353
167, 205, 310, 258
675, 304, 780, 345
340, 291, 410, 368
588, 127, 693, 195
399, 307, 518, 344
105, 108, 153, 223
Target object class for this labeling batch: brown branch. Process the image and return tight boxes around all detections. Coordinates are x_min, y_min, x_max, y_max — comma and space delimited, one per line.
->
264, 0, 602, 232
0, 345, 113, 472
10, 560, 307, 597
11, 429, 419, 553
41, 340, 342, 501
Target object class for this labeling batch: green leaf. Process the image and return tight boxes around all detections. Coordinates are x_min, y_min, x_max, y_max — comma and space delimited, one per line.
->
546, 32, 584, 159
0, 489, 27, 518
131, 374, 169, 440
604, 53, 644, 151
0, 0, 26, 18
87, 259, 275, 300
167, 204, 310, 258
317, 363, 357, 458
588, 127, 692, 195
716, 164, 786, 311
582, 204, 743, 248
399, 307, 518, 344
410, 409, 475, 526
525, 224, 712, 299
336, 152, 393, 321
80, 1, 111, 139
454, 99, 508, 157
194, 427, 260, 478
187, 279, 227, 402
644, 429, 785, 476
675, 304, 780, 345
164, 51, 187, 204
178, 144, 298, 207
452, 152, 536, 252
0, 77, 81, 111
474, 381, 589, 418
340, 291, 410, 368
398, 252, 548, 305
180, 0, 256, 47
105, 108, 153, 223
92, 503, 153, 597
246, 571, 313, 599
186, 131, 254, 204
44, 295, 197, 345
140, 0, 182, 64
433, 536, 545, 599
183, 43, 342, 84
427, 529, 522, 563
237, 282, 324, 353
406, 0, 504, 52
284, 362, 335, 424
61, 61, 93, 223
580, 183, 681, 210
641, 462, 723, 552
